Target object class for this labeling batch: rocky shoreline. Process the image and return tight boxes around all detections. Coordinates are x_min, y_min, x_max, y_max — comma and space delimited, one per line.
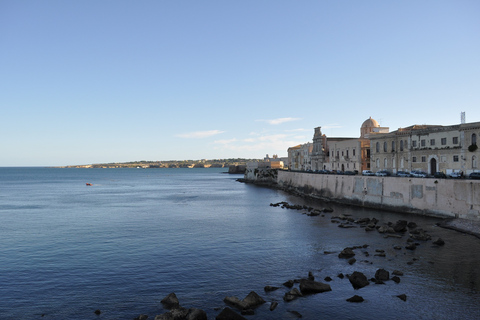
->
239, 178, 480, 238
84, 194, 480, 320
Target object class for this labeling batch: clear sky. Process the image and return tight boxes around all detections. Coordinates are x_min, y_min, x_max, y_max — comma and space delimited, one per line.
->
1, 1, 479, 166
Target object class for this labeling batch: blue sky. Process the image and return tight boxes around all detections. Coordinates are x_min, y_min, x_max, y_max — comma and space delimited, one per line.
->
1, 1, 479, 166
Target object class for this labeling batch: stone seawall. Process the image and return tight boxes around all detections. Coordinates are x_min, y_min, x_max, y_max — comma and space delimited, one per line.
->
275, 171, 480, 220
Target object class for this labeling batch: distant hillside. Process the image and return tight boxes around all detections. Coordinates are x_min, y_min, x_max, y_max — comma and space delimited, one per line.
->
58, 158, 259, 169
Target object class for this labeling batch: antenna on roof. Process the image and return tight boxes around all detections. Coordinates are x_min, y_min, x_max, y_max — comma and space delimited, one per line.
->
461, 112, 466, 124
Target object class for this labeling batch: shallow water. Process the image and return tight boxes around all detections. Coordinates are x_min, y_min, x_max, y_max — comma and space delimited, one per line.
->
0, 168, 479, 319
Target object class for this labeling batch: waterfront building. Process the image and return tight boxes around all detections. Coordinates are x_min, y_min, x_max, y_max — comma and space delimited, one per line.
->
287, 143, 312, 171
368, 121, 480, 175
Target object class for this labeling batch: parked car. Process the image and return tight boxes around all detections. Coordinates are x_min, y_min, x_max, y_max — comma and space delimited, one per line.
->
447, 171, 463, 179
410, 170, 427, 178
433, 172, 447, 179
469, 172, 480, 180
375, 170, 392, 177
396, 171, 411, 177
344, 171, 356, 175
362, 170, 375, 176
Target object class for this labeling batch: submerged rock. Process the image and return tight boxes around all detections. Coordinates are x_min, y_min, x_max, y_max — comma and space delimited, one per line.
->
264, 285, 279, 292
346, 295, 364, 302
269, 301, 278, 311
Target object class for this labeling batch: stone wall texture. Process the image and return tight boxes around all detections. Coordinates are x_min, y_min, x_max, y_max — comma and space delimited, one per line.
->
277, 171, 480, 220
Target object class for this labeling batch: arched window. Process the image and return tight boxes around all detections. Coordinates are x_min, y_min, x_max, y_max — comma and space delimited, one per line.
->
376, 158, 380, 168
472, 133, 477, 145
392, 141, 395, 152
383, 142, 387, 152
384, 158, 388, 168
392, 156, 396, 168
400, 140, 404, 151
376, 142, 380, 153
473, 156, 477, 168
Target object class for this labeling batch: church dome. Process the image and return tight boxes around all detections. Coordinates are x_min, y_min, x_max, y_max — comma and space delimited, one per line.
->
361, 117, 379, 128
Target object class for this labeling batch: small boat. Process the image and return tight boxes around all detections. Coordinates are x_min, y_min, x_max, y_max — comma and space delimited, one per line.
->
86, 183, 92, 186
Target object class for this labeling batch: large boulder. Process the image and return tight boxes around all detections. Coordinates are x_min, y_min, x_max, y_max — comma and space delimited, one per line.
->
299, 279, 332, 294
349, 271, 370, 289
161, 293, 180, 310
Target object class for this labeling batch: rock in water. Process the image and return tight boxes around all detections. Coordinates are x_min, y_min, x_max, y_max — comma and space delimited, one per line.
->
161, 292, 180, 309
299, 279, 332, 294
224, 291, 265, 310
215, 307, 247, 320
393, 220, 408, 232
375, 268, 390, 281
264, 285, 279, 292
346, 295, 364, 302
397, 294, 407, 301
349, 271, 370, 289
269, 301, 278, 311
338, 247, 355, 258
242, 291, 266, 309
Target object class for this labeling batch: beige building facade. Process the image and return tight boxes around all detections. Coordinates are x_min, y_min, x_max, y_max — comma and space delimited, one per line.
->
369, 121, 480, 175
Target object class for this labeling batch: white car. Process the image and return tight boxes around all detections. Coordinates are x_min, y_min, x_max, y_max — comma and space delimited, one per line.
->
362, 170, 375, 176
447, 171, 462, 179
410, 170, 427, 178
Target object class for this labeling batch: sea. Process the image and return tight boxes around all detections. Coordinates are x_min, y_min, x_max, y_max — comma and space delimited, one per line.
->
0, 167, 479, 320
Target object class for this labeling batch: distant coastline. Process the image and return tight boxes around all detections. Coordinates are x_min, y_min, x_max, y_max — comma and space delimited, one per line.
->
56, 158, 257, 169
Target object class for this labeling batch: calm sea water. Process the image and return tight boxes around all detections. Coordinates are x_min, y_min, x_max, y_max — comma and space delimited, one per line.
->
0, 167, 479, 320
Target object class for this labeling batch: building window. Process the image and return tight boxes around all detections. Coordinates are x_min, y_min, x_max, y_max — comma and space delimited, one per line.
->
473, 156, 477, 168
421, 156, 426, 162
376, 158, 380, 168
376, 142, 380, 153
441, 138, 446, 145
413, 157, 417, 162
384, 142, 387, 152
384, 158, 387, 167
412, 141, 417, 148
353, 148, 356, 156
346, 150, 349, 157
421, 139, 426, 147
430, 139, 435, 146
400, 140, 404, 151
473, 133, 477, 145
453, 137, 459, 144
453, 155, 459, 162
392, 141, 395, 152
